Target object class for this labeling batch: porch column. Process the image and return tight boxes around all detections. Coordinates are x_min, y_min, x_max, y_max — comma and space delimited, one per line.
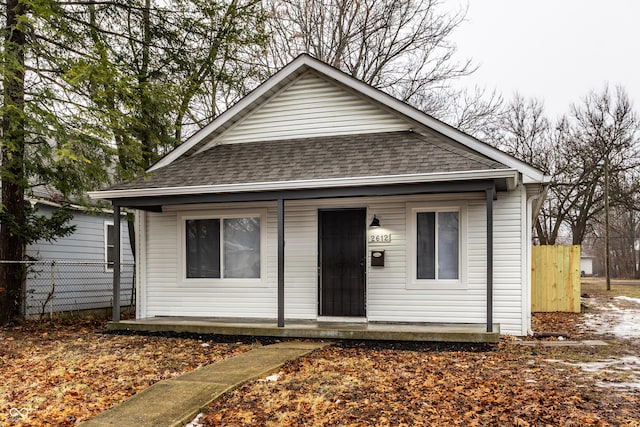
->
486, 187, 494, 333
277, 198, 285, 327
112, 204, 121, 321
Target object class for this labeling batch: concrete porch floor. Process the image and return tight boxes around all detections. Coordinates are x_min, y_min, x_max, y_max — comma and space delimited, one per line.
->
108, 317, 500, 343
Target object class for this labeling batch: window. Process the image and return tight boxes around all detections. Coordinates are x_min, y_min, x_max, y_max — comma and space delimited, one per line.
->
407, 202, 466, 287
184, 215, 261, 280
186, 219, 221, 278
416, 211, 459, 280
104, 221, 118, 272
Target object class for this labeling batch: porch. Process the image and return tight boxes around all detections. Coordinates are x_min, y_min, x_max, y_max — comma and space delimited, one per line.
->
107, 317, 500, 343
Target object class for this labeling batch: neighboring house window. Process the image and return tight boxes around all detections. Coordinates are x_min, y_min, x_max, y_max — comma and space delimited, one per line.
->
407, 202, 466, 287
104, 221, 118, 272
184, 215, 261, 279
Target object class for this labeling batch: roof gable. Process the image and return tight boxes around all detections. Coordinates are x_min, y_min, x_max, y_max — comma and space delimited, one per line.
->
147, 54, 547, 184
206, 71, 409, 146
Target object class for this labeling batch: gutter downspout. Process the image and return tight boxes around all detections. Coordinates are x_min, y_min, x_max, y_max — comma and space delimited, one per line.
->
526, 184, 549, 335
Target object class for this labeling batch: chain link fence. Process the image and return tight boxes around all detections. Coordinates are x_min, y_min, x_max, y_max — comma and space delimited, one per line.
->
0, 260, 135, 318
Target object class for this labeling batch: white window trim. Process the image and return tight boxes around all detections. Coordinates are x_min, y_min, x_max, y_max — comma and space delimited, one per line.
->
406, 201, 467, 289
104, 220, 124, 272
177, 209, 268, 287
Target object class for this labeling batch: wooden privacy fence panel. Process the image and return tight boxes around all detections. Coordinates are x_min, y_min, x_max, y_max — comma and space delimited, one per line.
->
531, 245, 581, 313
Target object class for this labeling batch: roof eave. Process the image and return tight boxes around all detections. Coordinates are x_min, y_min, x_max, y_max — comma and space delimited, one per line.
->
523, 173, 552, 185
89, 169, 519, 201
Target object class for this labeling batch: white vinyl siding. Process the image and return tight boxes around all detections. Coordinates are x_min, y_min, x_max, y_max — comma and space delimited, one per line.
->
492, 188, 526, 334
142, 203, 277, 318
139, 188, 527, 335
216, 72, 409, 145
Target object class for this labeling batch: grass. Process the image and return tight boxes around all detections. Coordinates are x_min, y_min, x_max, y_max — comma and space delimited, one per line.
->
581, 278, 640, 299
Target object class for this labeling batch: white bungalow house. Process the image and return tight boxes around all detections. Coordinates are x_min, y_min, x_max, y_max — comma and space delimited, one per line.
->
90, 55, 548, 338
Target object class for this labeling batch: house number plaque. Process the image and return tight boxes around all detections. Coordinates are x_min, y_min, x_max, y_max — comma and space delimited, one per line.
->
369, 234, 391, 243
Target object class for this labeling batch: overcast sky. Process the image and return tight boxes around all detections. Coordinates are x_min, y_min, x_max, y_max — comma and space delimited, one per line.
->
445, 0, 640, 117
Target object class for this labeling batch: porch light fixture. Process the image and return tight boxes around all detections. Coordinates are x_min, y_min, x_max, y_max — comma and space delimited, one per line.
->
369, 215, 381, 227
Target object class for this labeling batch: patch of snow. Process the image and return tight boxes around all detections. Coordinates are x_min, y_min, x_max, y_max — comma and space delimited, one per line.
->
581, 298, 640, 339
260, 371, 283, 382
185, 413, 203, 427
595, 381, 640, 390
547, 356, 640, 391
571, 356, 640, 373
200, 343, 210, 347
615, 295, 640, 305
612, 311, 640, 338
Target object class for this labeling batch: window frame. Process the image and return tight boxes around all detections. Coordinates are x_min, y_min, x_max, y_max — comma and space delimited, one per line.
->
104, 220, 124, 272
406, 201, 467, 289
177, 209, 267, 286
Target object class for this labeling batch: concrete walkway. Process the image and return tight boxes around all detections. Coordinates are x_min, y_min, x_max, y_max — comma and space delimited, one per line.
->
79, 341, 330, 427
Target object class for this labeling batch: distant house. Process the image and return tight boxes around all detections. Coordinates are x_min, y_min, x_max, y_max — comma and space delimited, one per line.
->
91, 55, 549, 336
580, 255, 595, 277
23, 186, 134, 316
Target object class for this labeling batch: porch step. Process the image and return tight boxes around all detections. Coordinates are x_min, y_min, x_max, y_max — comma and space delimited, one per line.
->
108, 317, 500, 343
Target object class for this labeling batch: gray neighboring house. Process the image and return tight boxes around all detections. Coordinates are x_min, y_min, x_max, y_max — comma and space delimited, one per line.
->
91, 55, 549, 336
23, 186, 134, 316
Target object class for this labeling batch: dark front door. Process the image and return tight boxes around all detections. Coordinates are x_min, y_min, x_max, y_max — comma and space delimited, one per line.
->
319, 209, 366, 317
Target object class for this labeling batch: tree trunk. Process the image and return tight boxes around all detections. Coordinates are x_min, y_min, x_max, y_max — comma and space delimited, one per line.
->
0, 0, 27, 323
138, 0, 155, 169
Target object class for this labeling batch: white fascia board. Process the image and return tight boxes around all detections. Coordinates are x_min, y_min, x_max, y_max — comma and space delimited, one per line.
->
88, 169, 518, 200
523, 173, 552, 185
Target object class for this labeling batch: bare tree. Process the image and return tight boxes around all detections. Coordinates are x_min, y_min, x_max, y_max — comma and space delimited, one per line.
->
497, 94, 552, 171
489, 95, 562, 244
587, 203, 640, 279
435, 86, 504, 142
563, 85, 640, 245
265, 0, 474, 110
491, 87, 640, 247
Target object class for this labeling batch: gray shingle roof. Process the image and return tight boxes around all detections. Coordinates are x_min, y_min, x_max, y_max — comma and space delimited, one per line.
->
110, 131, 509, 191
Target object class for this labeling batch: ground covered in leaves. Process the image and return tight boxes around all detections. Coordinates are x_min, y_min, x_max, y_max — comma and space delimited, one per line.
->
201, 281, 640, 426
2, 280, 640, 426
201, 341, 639, 426
0, 321, 255, 425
